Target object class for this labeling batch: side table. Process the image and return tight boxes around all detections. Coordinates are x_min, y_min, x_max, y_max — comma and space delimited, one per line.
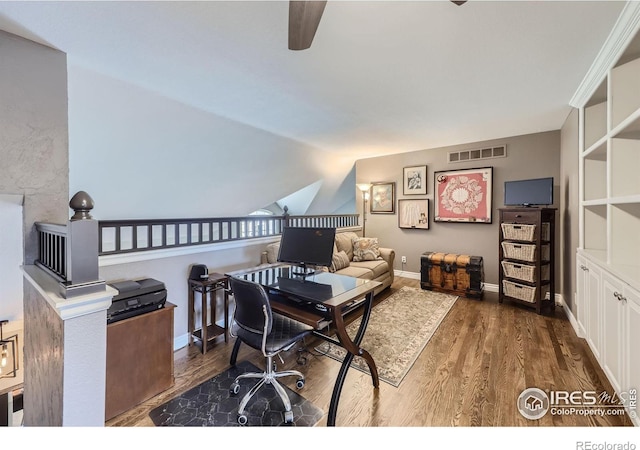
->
188, 273, 229, 354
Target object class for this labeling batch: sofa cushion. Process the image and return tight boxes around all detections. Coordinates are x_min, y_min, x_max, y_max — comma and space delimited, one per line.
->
350, 259, 389, 279
329, 250, 350, 273
352, 237, 381, 261
335, 265, 374, 280
335, 231, 358, 260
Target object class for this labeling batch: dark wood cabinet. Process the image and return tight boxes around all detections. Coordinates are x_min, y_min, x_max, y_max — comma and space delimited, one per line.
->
499, 208, 556, 314
105, 303, 175, 421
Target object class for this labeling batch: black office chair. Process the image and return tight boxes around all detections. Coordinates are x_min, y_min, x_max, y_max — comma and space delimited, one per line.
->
228, 276, 314, 425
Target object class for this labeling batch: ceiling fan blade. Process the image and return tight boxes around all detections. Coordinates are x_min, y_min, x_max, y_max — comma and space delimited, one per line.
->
288, 1, 327, 51
451, 1, 467, 5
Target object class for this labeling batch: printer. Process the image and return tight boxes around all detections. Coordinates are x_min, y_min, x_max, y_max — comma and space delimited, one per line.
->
107, 278, 167, 324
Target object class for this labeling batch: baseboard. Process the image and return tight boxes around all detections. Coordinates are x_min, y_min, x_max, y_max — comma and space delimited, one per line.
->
174, 333, 189, 351
394, 270, 420, 280
404, 278, 565, 306
558, 295, 581, 337
483, 282, 498, 293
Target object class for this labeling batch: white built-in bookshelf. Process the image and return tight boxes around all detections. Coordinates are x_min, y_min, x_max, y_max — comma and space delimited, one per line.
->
581, 25, 640, 286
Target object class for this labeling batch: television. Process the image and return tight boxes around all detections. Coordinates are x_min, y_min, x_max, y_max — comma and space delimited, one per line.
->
504, 177, 554, 207
277, 227, 336, 274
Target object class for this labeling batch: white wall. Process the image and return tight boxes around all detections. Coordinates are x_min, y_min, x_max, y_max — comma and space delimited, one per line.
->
67, 66, 360, 350
0, 195, 23, 321
99, 238, 276, 350
68, 66, 356, 219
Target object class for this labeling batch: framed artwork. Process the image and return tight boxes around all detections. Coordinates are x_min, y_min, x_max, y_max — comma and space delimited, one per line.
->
398, 199, 429, 229
434, 166, 493, 223
370, 182, 395, 214
403, 165, 427, 195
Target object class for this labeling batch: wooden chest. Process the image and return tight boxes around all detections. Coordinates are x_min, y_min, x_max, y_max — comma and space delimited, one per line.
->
420, 252, 484, 299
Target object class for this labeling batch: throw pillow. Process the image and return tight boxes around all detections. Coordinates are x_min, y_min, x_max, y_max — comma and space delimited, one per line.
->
329, 250, 351, 273
352, 237, 381, 261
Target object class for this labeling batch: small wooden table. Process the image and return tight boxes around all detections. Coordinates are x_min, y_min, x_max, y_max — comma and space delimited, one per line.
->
188, 273, 229, 354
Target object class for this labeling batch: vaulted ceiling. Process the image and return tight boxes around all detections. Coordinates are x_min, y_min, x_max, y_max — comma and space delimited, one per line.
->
0, 1, 626, 158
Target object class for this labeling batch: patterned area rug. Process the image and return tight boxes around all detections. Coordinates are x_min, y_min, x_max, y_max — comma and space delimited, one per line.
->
315, 286, 458, 387
149, 360, 323, 427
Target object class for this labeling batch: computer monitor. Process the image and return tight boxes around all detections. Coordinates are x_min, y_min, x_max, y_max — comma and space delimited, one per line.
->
277, 227, 336, 274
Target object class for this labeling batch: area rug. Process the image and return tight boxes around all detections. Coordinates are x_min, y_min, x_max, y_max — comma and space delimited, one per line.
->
315, 286, 458, 387
149, 360, 323, 426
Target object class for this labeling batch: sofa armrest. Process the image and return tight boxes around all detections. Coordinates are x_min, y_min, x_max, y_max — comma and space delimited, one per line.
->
379, 247, 395, 284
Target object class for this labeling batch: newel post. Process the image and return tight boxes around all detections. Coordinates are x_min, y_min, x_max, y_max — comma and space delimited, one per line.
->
63, 191, 105, 297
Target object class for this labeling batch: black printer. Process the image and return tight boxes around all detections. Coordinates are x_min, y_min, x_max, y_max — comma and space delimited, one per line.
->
107, 278, 167, 324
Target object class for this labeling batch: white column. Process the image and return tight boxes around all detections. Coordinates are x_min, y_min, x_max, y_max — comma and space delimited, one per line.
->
22, 265, 117, 426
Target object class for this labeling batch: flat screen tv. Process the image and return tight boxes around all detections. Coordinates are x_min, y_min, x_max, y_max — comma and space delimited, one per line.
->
277, 227, 336, 273
504, 177, 554, 207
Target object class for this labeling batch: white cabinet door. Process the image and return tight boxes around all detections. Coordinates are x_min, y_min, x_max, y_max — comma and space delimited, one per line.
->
602, 271, 625, 393
624, 284, 640, 424
586, 261, 602, 360
576, 254, 589, 338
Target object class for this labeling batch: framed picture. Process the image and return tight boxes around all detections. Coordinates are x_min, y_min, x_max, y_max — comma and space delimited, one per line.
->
403, 165, 427, 195
370, 182, 395, 214
398, 199, 429, 229
434, 166, 493, 223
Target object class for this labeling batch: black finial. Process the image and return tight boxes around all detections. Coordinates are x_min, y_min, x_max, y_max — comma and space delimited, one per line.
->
69, 191, 95, 221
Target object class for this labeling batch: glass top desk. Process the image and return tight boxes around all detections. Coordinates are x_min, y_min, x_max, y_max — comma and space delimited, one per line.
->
226, 263, 382, 426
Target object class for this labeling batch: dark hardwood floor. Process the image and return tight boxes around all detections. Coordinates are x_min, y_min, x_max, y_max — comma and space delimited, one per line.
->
106, 277, 632, 427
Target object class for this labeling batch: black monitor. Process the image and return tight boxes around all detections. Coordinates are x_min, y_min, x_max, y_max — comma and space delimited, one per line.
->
277, 227, 336, 274
504, 177, 553, 207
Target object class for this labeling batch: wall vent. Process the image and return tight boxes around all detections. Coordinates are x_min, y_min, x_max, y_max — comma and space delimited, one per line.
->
448, 145, 507, 163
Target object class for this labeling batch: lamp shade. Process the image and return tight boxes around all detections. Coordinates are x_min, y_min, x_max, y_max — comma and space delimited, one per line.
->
357, 183, 372, 192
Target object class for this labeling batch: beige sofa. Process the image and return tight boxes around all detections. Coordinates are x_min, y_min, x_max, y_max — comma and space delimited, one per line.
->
261, 231, 395, 296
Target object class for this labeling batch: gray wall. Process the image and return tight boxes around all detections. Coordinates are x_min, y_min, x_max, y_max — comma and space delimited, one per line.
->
0, 30, 69, 263
355, 131, 561, 286
560, 108, 580, 312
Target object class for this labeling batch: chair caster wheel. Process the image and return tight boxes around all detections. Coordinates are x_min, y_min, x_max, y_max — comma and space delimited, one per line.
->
230, 382, 240, 395
296, 378, 305, 389
238, 414, 248, 425
284, 411, 294, 424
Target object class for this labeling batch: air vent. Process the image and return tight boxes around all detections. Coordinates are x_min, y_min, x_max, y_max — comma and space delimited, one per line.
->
448, 145, 506, 163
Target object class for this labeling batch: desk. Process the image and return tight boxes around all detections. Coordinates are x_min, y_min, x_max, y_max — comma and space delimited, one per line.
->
226, 264, 381, 426
188, 273, 229, 354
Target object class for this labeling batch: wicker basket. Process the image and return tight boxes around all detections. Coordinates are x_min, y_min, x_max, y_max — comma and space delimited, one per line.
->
502, 280, 549, 303
501, 242, 550, 262
501, 223, 536, 241
501, 261, 550, 283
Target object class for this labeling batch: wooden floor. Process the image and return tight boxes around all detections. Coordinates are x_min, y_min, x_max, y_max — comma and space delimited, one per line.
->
106, 277, 632, 427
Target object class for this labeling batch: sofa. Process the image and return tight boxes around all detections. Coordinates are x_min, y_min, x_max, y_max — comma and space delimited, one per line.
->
261, 231, 395, 296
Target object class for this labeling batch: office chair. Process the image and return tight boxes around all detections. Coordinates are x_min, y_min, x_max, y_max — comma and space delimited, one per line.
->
228, 276, 314, 425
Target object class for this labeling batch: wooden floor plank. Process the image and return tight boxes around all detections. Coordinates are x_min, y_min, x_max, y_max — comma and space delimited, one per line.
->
106, 277, 632, 427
